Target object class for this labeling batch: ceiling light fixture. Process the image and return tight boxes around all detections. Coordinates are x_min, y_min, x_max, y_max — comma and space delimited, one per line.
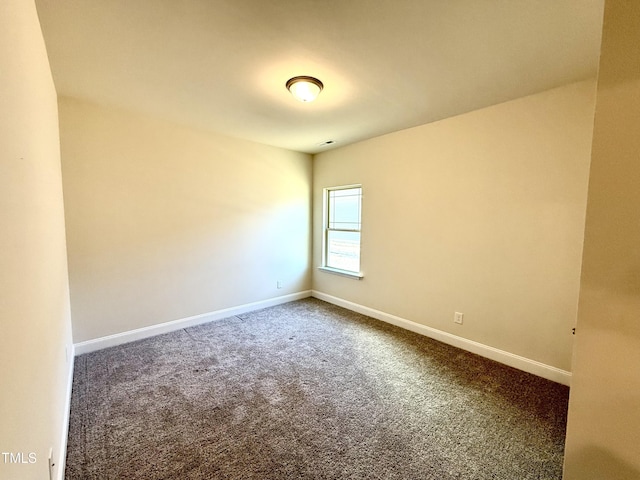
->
286, 76, 323, 102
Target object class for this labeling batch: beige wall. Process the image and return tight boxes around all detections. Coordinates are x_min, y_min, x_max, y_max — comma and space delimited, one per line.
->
313, 80, 596, 372
59, 97, 312, 343
564, 1, 640, 478
0, 1, 73, 479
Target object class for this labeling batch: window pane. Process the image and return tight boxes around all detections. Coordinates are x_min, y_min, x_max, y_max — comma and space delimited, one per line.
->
327, 230, 361, 272
328, 188, 361, 230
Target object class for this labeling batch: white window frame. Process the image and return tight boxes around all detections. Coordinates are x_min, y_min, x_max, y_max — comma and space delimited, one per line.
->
319, 184, 363, 279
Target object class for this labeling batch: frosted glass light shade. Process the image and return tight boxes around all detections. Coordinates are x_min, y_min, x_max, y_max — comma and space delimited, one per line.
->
286, 76, 323, 102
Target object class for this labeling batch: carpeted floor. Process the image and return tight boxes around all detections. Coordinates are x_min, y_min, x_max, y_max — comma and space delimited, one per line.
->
65, 298, 570, 479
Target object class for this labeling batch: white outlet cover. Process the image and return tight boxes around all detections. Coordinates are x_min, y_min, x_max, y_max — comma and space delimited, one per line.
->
454, 312, 464, 324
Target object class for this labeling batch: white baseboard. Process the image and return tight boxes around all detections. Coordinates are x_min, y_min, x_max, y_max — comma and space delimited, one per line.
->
311, 290, 571, 386
72, 289, 571, 385
56, 342, 75, 480
74, 291, 312, 356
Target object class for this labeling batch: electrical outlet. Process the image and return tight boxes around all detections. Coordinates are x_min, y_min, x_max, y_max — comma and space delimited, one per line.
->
454, 312, 464, 324
276, 280, 283, 289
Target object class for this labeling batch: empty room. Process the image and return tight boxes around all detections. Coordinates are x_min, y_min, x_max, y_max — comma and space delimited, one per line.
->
2, 0, 640, 479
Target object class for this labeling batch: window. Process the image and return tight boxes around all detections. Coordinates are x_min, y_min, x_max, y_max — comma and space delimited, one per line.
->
322, 185, 363, 277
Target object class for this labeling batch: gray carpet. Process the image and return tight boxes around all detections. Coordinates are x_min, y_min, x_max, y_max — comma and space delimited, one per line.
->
65, 298, 569, 479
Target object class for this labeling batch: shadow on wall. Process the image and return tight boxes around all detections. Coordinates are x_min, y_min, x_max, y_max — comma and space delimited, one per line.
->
569, 446, 640, 480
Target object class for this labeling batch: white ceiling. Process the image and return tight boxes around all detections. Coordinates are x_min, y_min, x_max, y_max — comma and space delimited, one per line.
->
35, 0, 604, 154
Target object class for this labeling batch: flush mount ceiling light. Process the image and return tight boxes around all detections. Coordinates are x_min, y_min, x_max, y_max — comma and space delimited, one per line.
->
286, 76, 323, 102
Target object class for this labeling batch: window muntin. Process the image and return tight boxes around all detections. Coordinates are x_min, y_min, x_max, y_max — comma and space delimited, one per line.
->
324, 186, 362, 274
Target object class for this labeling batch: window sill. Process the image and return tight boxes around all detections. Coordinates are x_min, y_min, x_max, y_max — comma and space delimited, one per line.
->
318, 266, 364, 279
